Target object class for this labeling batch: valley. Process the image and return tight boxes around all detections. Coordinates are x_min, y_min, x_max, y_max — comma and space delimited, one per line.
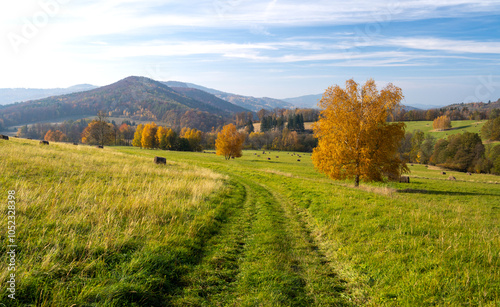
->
1, 138, 499, 305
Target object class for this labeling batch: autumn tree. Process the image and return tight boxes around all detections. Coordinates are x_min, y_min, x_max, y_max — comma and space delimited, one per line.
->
481, 116, 500, 141
156, 126, 169, 150
433, 115, 452, 131
215, 123, 245, 160
81, 111, 115, 146
44, 130, 67, 142
132, 124, 144, 147
181, 127, 203, 151
312, 79, 408, 187
141, 122, 158, 149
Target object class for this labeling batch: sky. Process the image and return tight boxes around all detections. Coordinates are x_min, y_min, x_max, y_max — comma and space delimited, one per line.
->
1, 0, 500, 107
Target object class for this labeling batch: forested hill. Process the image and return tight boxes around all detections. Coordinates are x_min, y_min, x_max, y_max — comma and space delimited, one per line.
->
164, 81, 293, 112
171, 87, 250, 115
0, 76, 251, 131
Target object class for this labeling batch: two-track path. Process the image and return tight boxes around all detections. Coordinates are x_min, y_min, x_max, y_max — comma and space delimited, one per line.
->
169, 157, 351, 306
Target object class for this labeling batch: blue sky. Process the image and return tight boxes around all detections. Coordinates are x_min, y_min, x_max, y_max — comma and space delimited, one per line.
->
1, 0, 500, 107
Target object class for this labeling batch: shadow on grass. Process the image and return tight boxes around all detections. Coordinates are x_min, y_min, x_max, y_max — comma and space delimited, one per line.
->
397, 188, 499, 197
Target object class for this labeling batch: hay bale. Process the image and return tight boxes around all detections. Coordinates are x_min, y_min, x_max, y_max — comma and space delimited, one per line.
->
154, 156, 166, 164
441, 171, 446, 175
399, 176, 410, 183
467, 172, 472, 176
267, 157, 271, 160
40, 140, 49, 145
0, 134, 9, 140
448, 176, 456, 181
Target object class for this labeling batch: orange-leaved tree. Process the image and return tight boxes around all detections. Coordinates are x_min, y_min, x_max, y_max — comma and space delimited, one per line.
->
215, 123, 245, 160
433, 115, 451, 131
81, 112, 115, 146
312, 79, 408, 187
44, 130, 67, 142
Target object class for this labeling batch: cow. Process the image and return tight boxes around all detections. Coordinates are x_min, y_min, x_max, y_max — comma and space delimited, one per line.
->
40, 140, 49, 145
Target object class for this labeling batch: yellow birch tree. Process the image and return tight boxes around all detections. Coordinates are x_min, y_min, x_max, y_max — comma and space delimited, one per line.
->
215, 123, 245, 159
312, 79, 408, 187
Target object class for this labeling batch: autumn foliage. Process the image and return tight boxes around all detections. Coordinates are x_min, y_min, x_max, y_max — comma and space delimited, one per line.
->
44, 130, 67, 142
312, 79, 408, 186
215, 123, 245, 160
181, 128, 203, 151
433, 115, 452, 131
81, 120, 115, 146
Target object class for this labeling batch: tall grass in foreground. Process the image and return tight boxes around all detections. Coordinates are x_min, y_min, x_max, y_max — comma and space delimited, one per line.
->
0, 139, 232, 305
147, 149, 500, 306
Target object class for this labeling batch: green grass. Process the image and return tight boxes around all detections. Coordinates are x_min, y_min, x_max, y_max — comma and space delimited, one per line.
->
1, 139, 499, 306
403, 120, 486, 138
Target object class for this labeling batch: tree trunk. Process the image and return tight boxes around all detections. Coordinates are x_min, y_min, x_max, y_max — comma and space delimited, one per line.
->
355, 161, 360, 187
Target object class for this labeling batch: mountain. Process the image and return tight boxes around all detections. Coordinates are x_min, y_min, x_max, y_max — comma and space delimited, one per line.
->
0, 84, 98, 105
164, 81, 293, 112
283, 93, 421, 111
0, 76, 248, 131
170, 87, 250, 114
282, 94, 322, 109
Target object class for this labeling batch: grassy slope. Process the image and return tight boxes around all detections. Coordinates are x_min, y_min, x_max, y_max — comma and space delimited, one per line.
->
403, 120, 486, 138
253, 120, 486, 138
1, 139, 499, 306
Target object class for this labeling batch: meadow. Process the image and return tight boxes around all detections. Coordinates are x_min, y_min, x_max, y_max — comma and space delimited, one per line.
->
0, 138, 499, 306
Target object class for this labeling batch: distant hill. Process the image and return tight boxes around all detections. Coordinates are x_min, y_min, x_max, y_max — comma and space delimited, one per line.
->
282, 94, 322, 109
441, 99, 500, 112
171, 87, 250, 114
0, 84, 98, 105
0, 77, 246, 131
164, 81, 293, 112
283, 93, 420, 110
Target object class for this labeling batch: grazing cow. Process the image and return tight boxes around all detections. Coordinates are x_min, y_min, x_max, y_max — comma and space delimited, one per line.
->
154, 156, 167, 164
276, 156, 279, 158
441, 172, 446, 175
96, 145, 103, 149
73, 143, 78, 145
40, 140, 49, 145
267, 157, 271, 160
399, 176, 410, 183
297, 159, 301, 162
1, 135, 9, 140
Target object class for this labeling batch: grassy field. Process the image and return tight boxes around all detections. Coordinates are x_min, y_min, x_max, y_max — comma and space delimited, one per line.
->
253, 120, 486, 138
403, 120, 486, 138
1, 138, 499, 306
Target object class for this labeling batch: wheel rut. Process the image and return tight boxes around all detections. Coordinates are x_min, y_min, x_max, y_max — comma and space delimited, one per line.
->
173, 172, 351, 306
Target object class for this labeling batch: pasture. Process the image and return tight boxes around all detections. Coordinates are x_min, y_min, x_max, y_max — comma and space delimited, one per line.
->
0, 138, 499, 306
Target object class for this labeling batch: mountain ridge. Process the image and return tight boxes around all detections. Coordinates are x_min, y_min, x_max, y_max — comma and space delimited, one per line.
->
0, 77, 243, 131
0, 84, 98, 105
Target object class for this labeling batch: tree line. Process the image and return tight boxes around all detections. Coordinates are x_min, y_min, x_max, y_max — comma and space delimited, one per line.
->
399, 121, 500, 174
392, 103, 500, 122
